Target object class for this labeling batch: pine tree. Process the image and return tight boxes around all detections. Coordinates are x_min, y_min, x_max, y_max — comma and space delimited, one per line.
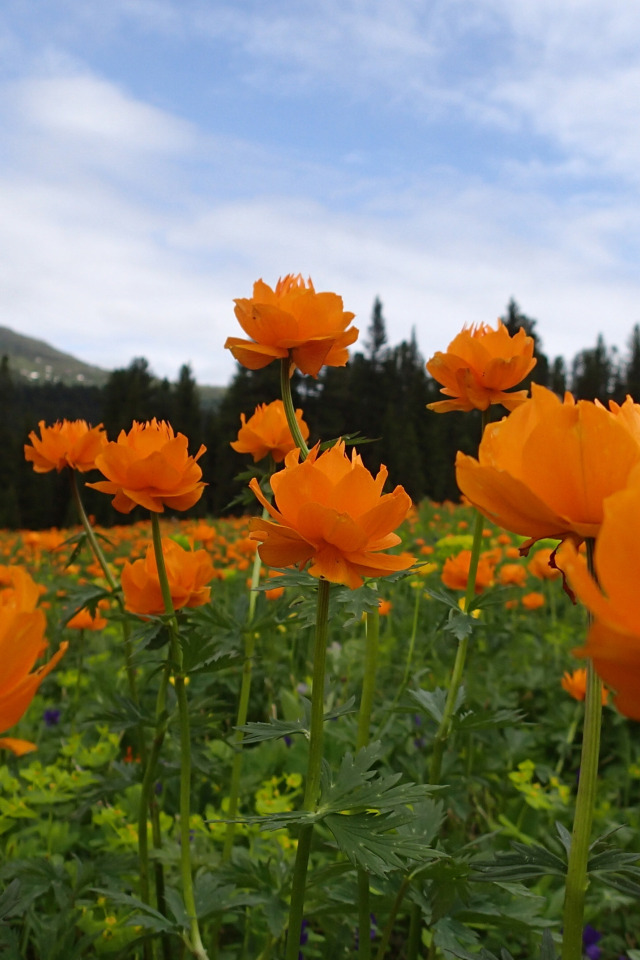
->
624, 324, 640, 400
501, 298, 549, 386
571, 334, 617, 401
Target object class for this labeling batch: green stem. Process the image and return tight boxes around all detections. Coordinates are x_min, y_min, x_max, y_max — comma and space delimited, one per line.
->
561, 541, 602, 960
356, 606, 380, 960
357, 607, 380, 751
285, 579, 331, 960
429, 505, 484, 784
357, 868, 372, 960
151, 515, 209, 960
223, 536, 263, 861
70, 470, 141, 720
138, 660, 171, 910
280, 358, 310, 459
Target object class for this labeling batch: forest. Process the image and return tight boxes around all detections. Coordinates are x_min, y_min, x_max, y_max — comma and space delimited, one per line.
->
2, 297, 640, 530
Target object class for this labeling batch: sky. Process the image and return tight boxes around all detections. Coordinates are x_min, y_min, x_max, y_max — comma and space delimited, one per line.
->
1, 0, 640, 386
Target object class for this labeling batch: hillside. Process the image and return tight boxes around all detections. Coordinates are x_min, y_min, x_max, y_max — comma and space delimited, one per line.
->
0, 326, 110, 387
0, 327, 226, 405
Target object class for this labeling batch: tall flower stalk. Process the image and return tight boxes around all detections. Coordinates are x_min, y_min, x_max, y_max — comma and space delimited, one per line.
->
151, 514, 209, 960
429, 411, 488, 785
284, 577, 331, 960
222, 512, 266, 862
355, 605, 380, 960
280, 359, 310, 460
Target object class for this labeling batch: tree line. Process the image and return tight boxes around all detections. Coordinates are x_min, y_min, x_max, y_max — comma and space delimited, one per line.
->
2, 299, 640, 530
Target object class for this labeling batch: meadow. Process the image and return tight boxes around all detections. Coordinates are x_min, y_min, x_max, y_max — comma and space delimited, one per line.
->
2, 281, 640, 960
0, 502, 637, 960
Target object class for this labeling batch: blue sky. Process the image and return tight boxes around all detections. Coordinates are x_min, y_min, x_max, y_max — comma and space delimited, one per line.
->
1, 0, 639, 385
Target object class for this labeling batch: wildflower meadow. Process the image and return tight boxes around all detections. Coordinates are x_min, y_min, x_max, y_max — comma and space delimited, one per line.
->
2, 275, 640, 960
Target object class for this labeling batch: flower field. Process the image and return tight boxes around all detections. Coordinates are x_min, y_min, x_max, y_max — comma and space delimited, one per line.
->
2, 279, 640, 960
0, 505, 637, 959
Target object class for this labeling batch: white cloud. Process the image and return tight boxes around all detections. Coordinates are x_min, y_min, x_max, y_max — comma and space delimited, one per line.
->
1, 13, 640, 389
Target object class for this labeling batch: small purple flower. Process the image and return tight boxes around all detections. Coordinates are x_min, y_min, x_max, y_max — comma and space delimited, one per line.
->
283, 735, 293, 748
582, 924, 602, 960
154, 781, 163, 795
43, 708, 60, 727
298, 918, 309, 960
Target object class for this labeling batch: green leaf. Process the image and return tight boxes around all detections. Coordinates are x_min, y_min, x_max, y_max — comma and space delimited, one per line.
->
92, 889, 179, 934
446, 609, 477, 642
235, 716, 308, 744
319, 741, 437, 813
0, 880, 23, 921
409, 687, 465, 726
324, 810, 440, 877
472, 841, 566, 883
540, 929, 559, 960
555, 821, 572, 858
235, 697, 355, 744
432, 916, 482, 960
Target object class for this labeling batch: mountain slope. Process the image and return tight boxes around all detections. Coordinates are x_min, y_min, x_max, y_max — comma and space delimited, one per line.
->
0, 326, 110, 387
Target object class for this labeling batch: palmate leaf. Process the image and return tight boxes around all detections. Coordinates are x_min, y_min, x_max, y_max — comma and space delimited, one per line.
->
409, 687, 465, 726
324, 809, 440, 877
0, 880, 23, 921
319, 741, 438, 813
235, 697, 355, 744
472, 840, 566, 883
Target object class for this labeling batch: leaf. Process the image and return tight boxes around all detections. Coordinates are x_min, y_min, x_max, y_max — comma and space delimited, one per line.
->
91, 889, 179, 934
432, 916, 482, 960
555, 821, 572, 858
324, 810, 440, 877
453, 706, 526, 733
446, 609, 477, 642
319, 742, 437, 813
409, 687, 465, 726
0, 880, 23, 921
472, 841, 566, 883
235, 698, 355, 744
540, 929, 559, 960
235, 716, 308, 744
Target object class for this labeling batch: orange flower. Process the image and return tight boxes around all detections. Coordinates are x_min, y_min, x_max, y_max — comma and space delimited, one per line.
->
24, 419, 107, 473
561, 668, 609, 705
378, 598, 392, 616
0, 565, 42, 614
557, 478, 640, 719
426, 321, 536, 413
231, 400, 310, 463
248, 441, 414, 590
441, 550, 496, 592
225, 275, 358, 378
121, 538, 215, 615
521, 591, 545, 610
456, 385, 640, 551
497, 563, 527, 587
66, 607, 108, 631
0, 604, 67, 741
528, 548, 561, 580
87, 419, 206, 514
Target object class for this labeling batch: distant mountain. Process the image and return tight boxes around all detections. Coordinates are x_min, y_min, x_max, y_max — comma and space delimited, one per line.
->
0, 326, 110, 387
0, 327, 226, 405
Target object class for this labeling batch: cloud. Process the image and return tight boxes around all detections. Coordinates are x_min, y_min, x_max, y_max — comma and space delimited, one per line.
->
0, 11, 639, 390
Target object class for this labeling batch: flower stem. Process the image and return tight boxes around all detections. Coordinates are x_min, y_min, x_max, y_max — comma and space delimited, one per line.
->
285, 578, 331, 960
357, 606, 380, 751
280, 358, 309, 460
429, 505, 484, 784
70, 470, 141, 717
561, 541, 602, 960
151, 514, 209, 960
429, 408, 489, 784
222, 525, 265, 861
355, 605, 380, 960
